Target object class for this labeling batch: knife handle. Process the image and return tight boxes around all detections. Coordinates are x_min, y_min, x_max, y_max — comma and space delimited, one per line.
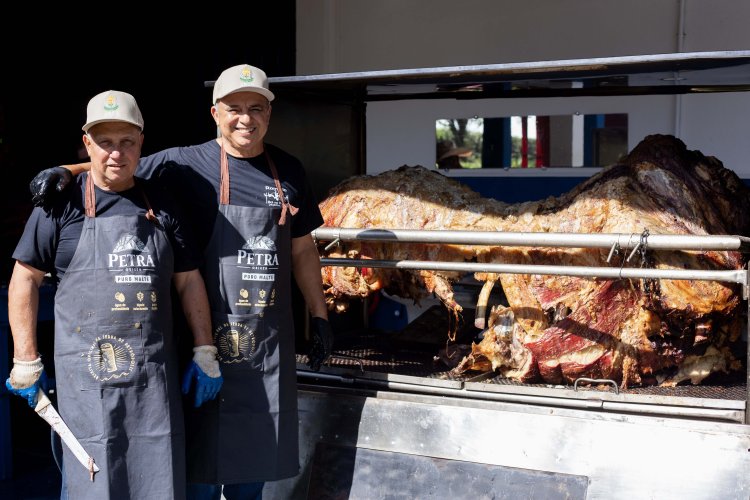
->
34, 389, 52, 412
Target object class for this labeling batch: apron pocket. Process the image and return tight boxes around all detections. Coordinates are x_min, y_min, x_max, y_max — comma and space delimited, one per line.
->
212, 311, 266, 371
78, 324, 147, 390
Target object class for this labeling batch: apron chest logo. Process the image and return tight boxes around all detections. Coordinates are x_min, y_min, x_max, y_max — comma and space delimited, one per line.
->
109, 234, 156, 283
243, 236, 277, 251
86, 335, 136, 381
237, 236, 279, 274
214, 321, 257, 364
236, 251, 278, 267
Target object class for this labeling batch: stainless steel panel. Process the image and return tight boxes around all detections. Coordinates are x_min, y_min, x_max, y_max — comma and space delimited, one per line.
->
266, 390, 750, 500
307, 443, 589, 499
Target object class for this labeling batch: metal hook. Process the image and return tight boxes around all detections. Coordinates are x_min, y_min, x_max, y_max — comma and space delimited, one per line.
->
626, 232, 642, 262
606, 241, 620, 263
324, 237, 341, 252
626, 242, 641, 262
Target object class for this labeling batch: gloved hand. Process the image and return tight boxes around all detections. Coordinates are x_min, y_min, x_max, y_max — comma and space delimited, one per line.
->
5, 357, 48, 408
30, 167, 73, 209
307, 317, 334, 372
181, 345, 223, 408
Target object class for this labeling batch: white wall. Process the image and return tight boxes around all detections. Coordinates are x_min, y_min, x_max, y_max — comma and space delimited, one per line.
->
366, 95, 675, 175
680, 92, 750, 170
296, 0, 750, 176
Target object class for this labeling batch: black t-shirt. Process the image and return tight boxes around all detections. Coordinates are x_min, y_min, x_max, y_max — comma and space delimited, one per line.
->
13, 173, 201, 284
137, 141, 324, 252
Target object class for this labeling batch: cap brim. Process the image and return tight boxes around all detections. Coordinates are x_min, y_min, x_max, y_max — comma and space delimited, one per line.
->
82, 118, 143, 133
215, 87, 275, 103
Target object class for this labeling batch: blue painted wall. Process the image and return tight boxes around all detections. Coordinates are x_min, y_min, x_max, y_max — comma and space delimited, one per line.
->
456, 176, 589, 203
456, 176, 750, 204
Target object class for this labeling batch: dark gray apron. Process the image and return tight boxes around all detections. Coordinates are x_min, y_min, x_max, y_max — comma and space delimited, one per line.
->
54, 175, 185, 499
185, 144, 298, 484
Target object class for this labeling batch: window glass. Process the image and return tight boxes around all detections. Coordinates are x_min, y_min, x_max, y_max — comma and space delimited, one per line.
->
435, 114, 628, 169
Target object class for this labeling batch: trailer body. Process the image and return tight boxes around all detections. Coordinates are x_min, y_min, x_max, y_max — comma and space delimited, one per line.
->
254, 52, 750, 499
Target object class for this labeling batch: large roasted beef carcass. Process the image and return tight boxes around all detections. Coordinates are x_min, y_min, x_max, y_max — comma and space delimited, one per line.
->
318, 135, 750, 387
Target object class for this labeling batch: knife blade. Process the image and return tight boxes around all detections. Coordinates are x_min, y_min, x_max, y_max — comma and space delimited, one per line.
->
35, 390, 100, 481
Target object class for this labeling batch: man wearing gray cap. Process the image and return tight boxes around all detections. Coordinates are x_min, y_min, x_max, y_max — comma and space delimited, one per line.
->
30, 65, 334, 499
6, 90, 222, 499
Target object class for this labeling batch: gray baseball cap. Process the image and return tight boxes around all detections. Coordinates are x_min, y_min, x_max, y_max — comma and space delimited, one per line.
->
82, 90, 144, 132
212, 64, 275, 104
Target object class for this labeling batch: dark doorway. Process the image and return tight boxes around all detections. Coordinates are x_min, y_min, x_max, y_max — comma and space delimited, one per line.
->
0, 7, 296, 493
0, 7, 296, 284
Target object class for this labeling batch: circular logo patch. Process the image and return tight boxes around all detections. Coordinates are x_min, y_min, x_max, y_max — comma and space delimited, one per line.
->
214, 321, 257, 364
86, 335, 136, 381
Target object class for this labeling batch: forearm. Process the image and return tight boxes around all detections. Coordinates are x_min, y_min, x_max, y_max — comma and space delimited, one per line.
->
178, 271, 223, 405
292, 235, 328, 320
173, 270, 213, 347
8, 262, 45, 360
61, 162, 91, 175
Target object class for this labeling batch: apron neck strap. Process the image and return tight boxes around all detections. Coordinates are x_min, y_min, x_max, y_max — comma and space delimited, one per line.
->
84, 174, 159, 225
85, 173, 96, 218
218, 141, 298, 225
220, 139, 230, 205
136, 178, 160, 225
265, 150, 298, 226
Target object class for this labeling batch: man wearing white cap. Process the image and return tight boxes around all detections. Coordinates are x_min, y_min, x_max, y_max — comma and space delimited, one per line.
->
6, 90, 222, 499
30, 65, 333, 499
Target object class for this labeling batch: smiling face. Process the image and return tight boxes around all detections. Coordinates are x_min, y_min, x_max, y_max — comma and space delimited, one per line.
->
83, 122, 143, 191
211, 91, 271, 158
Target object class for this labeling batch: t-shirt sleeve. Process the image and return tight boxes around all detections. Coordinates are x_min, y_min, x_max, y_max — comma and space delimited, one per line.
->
138, 147, 183, 182
169, 218, 202, 273
12, 207, 59, 273
154, 187, 202, 273
291, 175, 324, 239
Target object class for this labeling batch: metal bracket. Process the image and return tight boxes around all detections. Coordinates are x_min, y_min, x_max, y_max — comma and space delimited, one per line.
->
626, 229, 650, 263
606, 241, 621, 263
324, 237, 341, 252
573, 377, 619, 395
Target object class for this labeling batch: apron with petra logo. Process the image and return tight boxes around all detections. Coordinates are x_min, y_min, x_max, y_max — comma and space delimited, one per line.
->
184, 143, 298, 484
53, 174, 184, 499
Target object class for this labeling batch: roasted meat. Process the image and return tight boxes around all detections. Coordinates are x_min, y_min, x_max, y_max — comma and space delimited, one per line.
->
317, 135, 750, 387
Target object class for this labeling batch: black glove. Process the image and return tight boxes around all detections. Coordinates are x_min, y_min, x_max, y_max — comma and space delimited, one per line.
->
30, 167, 73, 209
307, 317, 334, 371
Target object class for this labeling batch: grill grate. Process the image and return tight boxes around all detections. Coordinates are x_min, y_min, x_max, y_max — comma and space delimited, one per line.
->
480, 373, 746, 400
299, 306, 747, 401
299, 347, 747, 400
297, 346, 471, 381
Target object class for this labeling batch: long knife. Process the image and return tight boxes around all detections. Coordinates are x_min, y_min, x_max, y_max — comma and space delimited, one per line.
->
35, 389, 99, 481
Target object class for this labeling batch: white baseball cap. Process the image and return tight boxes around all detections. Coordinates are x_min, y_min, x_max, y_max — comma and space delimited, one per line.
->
212, 64, 275, 104
82, 90, 144, 132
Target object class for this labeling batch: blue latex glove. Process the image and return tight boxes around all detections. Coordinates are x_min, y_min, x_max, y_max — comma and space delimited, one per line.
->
181, 346, 223, 408
6, 368, 48, 408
